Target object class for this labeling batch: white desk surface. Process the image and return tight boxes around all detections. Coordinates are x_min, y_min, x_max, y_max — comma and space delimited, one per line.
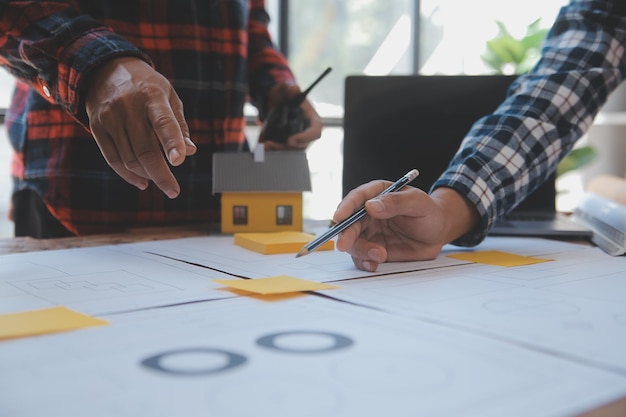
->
1, 232, 625, 417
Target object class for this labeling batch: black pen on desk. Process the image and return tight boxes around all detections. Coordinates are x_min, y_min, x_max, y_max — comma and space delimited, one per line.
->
296, 169, 419, 258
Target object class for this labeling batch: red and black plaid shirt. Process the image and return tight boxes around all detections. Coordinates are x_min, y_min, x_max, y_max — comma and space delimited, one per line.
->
0, 0, 293, 235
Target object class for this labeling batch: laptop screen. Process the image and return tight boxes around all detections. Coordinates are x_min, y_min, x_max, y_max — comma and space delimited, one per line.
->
342, 75, 556, 213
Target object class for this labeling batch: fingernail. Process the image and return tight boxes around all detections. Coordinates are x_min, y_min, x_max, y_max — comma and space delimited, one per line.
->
368, 248, 384, 263
362, 261, 377, 272
168, 148, 181, 164
368, 198, 385, 213
136, 182, 148, 191
166, 189, 179, 199
184, 137, 196, 149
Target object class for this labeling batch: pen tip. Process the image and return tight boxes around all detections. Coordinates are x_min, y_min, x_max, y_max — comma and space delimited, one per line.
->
295, 248, 309, 258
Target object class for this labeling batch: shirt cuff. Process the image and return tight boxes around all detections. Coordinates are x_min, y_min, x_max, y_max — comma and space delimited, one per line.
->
432, 169, 498, 247
56, 29, 153, 127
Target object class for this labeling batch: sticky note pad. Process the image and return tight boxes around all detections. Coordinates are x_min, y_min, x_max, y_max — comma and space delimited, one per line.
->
447, 250, 552, 267
234, 231, 334, 254
214, 275, 340, 295
0, 306, 109, 341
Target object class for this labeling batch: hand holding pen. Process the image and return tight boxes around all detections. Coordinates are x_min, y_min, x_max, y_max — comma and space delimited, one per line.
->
297, 169, 419, 258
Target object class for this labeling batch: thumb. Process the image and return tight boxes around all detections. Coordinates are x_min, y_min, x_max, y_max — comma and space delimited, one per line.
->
365, 188, 424, 219
364, 197, 388, 217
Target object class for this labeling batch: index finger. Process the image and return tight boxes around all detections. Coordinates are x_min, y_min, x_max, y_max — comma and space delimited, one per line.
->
333, 180, 392, 223
147, 97, 187, 167
127, 116, 180, 199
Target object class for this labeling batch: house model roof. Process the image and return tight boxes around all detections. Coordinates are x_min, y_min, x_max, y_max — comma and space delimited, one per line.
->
212, 150, 312, 194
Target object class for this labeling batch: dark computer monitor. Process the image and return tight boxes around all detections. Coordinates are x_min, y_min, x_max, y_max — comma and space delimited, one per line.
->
342, 74, 556, 213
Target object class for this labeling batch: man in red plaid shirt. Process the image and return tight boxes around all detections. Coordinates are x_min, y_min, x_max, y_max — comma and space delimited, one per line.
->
0, 1, 322, 237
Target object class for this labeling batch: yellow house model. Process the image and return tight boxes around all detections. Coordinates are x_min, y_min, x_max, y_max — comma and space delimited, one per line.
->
212, 149, 312, 234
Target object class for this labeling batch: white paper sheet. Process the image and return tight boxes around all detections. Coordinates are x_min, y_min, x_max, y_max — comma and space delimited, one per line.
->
1, 295, 625, 417
124, 235, 476, 282
325, 238, 626, 373
0, 245, 236, 315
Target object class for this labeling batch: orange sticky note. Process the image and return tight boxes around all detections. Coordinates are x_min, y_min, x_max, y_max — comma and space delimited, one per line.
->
447, 250, 551, 267
214, 275, 340, 295
0, 306, 109, 341
234, 231, 334, 254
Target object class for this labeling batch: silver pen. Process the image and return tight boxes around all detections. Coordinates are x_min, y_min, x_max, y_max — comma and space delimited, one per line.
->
296, 169, 419, 258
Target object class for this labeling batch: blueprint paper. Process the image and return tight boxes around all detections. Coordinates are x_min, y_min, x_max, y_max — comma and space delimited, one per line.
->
124, 235, 473, 282
1, 296, 625, 417
326, 239, 626, 373
0, 245, 236, 315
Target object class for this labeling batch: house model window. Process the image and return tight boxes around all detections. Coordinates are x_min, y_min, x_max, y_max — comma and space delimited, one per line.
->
233, 206, 248, 225
276, 205, 293, 225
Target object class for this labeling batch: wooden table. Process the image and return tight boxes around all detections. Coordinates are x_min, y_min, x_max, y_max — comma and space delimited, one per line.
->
0, 219, 331, 255
0, 223, 215, 255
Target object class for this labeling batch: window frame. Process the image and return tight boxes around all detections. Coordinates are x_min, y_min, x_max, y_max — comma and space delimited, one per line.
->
275, 204, 293, 225
275, 0, 422, 73
232, 205, 249, 226
269, 0, 422, 128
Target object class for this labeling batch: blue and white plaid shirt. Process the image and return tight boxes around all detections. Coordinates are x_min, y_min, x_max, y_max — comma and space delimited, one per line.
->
435, 0, 626, 246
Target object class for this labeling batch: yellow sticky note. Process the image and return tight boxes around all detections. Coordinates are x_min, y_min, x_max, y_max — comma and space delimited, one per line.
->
0, 306, 109, 341
447, 250, 552, 267
214, 275, 340, 295
234, 231, 334, 254
218, 287, 307, 302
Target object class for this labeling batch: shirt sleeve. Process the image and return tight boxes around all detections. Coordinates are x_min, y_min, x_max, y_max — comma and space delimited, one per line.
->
0, 1, 151, 127
246, 0, 294, 119
433, 0, 626, 246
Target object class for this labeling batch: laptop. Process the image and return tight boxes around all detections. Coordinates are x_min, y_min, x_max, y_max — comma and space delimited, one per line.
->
342, 74, 592, 238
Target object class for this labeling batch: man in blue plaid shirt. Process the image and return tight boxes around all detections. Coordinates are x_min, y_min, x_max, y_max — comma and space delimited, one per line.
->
335, 0, 626, 271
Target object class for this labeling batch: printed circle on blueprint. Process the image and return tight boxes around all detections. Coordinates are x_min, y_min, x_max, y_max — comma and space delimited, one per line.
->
256, 330, 354, 354
140, 347, 247, 376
